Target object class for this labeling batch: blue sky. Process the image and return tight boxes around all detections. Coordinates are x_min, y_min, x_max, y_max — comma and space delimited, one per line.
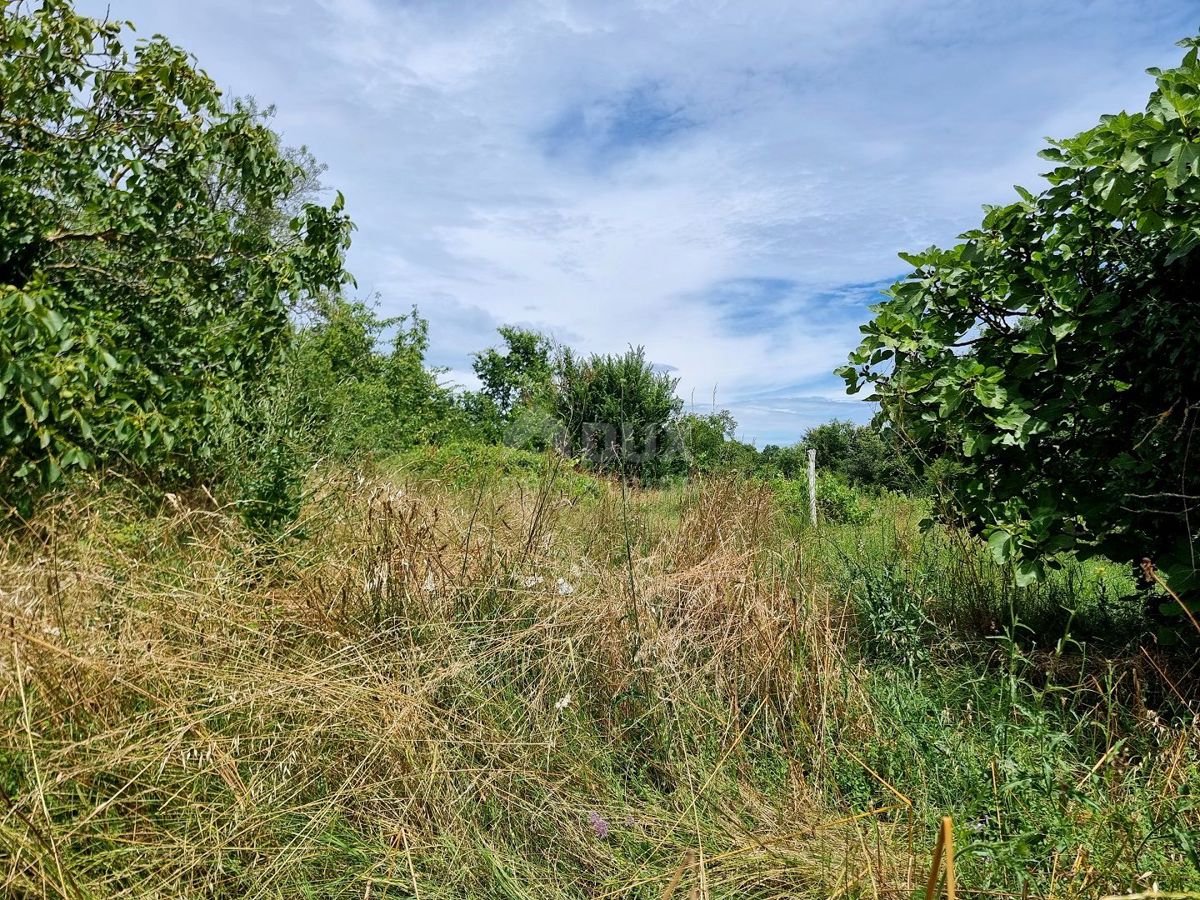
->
80, 0, 1196, 444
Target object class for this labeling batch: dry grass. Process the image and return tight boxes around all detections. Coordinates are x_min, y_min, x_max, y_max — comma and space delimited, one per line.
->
0, 466, 907, 898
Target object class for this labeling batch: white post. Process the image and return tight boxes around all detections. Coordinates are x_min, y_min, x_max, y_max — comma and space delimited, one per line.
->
807, 448, 818, 526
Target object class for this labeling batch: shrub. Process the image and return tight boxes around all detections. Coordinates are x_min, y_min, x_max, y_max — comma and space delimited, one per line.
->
842, 38, 1200, 611
554, 346, 683, 479
772, 472, 872, 526
0, 2, 352, 513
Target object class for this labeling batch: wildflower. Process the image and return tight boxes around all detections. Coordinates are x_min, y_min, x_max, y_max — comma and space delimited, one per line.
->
523, 575, 544, 588
587, 810, 609, 840
554, 693, 571, 711
556, 578, 574, 595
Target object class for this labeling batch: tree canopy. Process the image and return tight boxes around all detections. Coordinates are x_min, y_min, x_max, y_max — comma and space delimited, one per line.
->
471, 326, 554, 418
0, 0, 353, 510
555, 346, 683, 478
840, 38, 1200, 602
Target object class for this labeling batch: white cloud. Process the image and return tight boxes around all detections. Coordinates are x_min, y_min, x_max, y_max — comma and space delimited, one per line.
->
80, 0, 1198, 441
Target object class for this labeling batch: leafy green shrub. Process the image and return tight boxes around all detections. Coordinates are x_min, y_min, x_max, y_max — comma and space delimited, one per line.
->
0, 2, 352, 513
850, 562, 932, 668
800, 420, 912, 491
674, 411, 760, 476
842, 38, 1200, 607
213, 373, 310, 539
472, 326, 555, 419
554, 346, 683, 479
771, 472, 872, 525
285, 300, 462, 460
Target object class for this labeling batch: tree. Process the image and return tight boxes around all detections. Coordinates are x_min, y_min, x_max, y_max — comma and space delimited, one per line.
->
801, 420, 910, 491
471, 326, 554, 418
555, 347, 683, 478
676, 411, 760, 476
839, 38, 1200, 615
758, 443, 807, 480
0, 1, 353, 511
286, 300, 455, 459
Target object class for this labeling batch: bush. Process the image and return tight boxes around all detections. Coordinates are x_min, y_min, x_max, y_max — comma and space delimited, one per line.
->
842, 38, 1200, 606
554, 346, 683, 479
772, 472, 872, 526
284, 300, 464, 459
0, 4, 351, 512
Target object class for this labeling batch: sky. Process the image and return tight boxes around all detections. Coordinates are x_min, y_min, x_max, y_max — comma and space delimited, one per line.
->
81, 0, 1197, 445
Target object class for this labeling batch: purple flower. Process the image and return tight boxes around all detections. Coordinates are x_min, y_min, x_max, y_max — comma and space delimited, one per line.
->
587, 810, 609, 840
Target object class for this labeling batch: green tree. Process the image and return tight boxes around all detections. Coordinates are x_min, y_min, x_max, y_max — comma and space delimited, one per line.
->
0, 1, 352, 512
840, 38, 1200, 614
287, 300, 456, 458
471, 326, 554, 418
801, 420, 910, 491
758, 443, 807, 480
677, 410, 760, 475
555, 346, 683, 478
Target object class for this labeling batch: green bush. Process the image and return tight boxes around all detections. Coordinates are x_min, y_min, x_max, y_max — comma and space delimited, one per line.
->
0, 3, 351, 513
842, 38, 1200, 605
285, 300, 462, 460
554, 346, 683, 479
772, 472, 872, 526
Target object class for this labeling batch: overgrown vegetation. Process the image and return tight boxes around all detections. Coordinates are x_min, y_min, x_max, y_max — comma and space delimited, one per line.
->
2, 464, 1196, 898
0, 0, 352, 513
2, 4, 1199, 897
843, 36, 1200, 617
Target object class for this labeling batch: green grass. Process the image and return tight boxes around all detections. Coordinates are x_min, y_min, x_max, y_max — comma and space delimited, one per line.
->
1, 457, 1196, 898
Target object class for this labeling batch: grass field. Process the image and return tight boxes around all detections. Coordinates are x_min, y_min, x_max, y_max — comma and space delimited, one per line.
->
1, 451, 1197, 898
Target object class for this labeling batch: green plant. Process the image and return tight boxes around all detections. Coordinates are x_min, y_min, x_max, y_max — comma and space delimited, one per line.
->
0, 1, 352, 512
840, 38, 1200, 612
800, 420, 912, 491
285, 299, 462, 460
554, 346, 684, 479
850, 562, 932, 668
472, 326, 555, 419
772, 472, 872, 526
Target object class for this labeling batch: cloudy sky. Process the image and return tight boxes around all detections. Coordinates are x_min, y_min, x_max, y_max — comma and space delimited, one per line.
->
82, 0, 1195, 444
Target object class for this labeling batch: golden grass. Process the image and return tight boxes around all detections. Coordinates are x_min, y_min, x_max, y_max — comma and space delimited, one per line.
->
0, 467, 910, 898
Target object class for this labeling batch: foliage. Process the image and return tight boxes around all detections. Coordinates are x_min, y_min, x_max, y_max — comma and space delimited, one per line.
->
471, 326, 555, 418
758, 443, 809, 480
676, 411, 760, 475
285, 299, 460, 460
849, 561, 932, 668
800, 420, 912, 491
554, 346, 683, 478
840, 39, 1200, 604
215, 371, 310, 538
772, 471, 872, 525
0, 1, 353, 512
757, 423, 912, 492
392, 441, 600, 497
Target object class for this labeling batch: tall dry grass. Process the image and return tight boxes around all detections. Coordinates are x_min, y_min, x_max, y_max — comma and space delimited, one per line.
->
0, 466, 906, 898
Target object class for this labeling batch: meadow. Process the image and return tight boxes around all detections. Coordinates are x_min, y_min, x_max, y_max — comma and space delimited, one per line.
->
5, 7, 1200, 896
2, 448, 1195, 898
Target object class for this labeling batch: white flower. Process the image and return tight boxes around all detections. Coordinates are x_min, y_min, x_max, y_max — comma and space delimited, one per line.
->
523, 575, 544, 588
555, 578, 574, 595
554, 693, 571, 711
